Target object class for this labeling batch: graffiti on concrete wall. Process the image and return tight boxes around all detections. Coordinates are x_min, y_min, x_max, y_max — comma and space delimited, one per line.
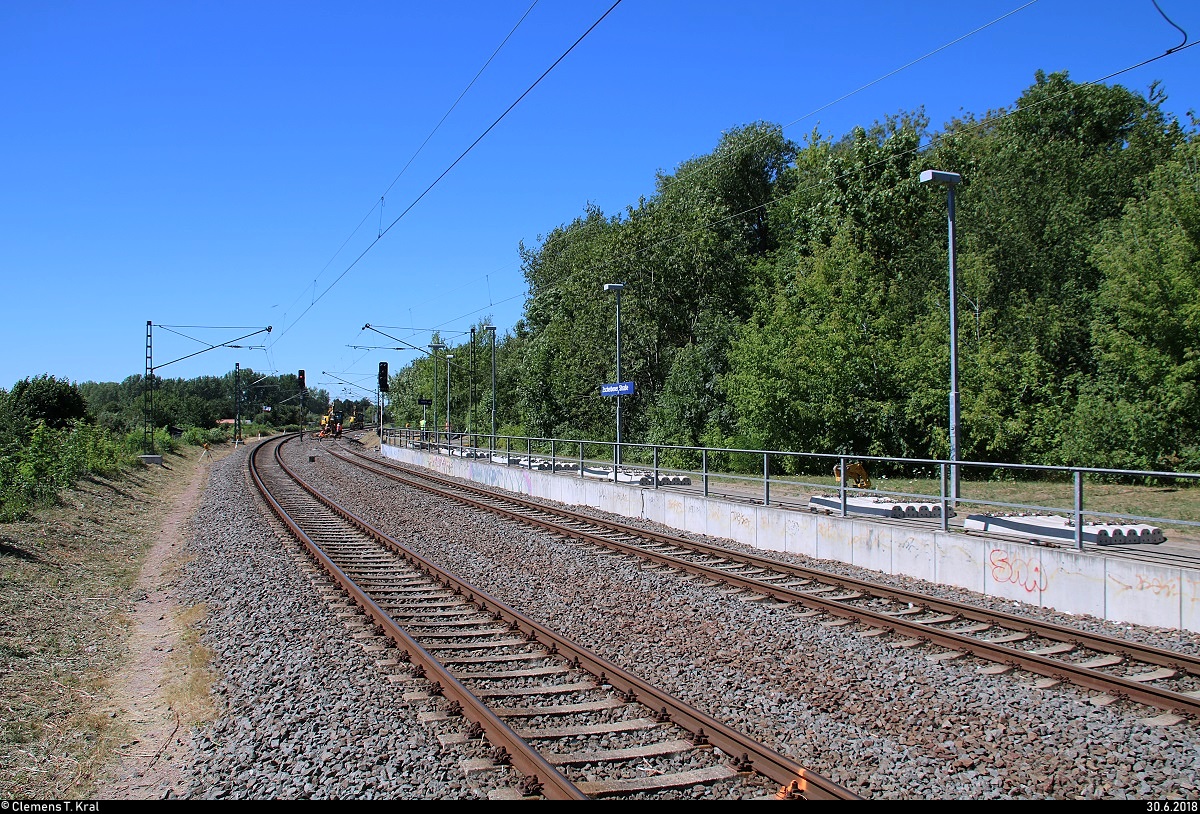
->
989, 548, 1047, 593
1110, 572, 1179, 598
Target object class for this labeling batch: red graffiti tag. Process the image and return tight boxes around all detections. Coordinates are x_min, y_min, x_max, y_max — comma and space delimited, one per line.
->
989, 549, 1047, 593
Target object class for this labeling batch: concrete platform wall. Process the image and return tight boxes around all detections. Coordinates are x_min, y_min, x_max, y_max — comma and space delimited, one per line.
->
382, 444, 1200, 633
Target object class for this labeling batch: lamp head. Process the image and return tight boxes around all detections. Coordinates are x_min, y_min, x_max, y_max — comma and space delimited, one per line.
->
920, 169, 962, 186
603, 283, 625, 293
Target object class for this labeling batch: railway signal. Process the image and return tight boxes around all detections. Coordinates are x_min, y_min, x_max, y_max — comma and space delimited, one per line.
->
378, 361, 389, 392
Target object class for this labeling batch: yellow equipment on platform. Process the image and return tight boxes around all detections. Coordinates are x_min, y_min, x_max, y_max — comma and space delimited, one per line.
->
832, 462, 872, 489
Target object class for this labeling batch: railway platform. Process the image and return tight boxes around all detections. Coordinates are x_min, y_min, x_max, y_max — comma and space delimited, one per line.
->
378, 438, 1200, 634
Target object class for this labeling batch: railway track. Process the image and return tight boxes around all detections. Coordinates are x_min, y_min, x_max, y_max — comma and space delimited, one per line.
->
250, 433, 857, 801
326, 440, 1200, 725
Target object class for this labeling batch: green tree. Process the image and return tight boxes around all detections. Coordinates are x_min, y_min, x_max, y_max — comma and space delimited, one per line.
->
1059, 133, 1200, 469
5, 375, 90, 434
930, 71, 1182, 462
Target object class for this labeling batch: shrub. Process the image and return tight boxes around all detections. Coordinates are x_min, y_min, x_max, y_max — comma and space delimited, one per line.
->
119, 426, 179, 455
0, 421, 134, 521
181, 426, 208, 446
153, 427, 178, 454
241, 422, 275, 438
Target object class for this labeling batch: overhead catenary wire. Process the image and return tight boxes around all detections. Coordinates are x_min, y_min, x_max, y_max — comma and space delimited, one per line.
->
350, 5, 1197, 387
151, 326, 272, 372
351, 0, 1159, 357
270, 0, 620, 348
273, 2, 542, 329
290, 1, 1192, 388
370, 262, 523, 335
374, 0, 1192, 359
1152, 0, 1189, 52
574, 38, 1200, 289
661, 0, 1041, 197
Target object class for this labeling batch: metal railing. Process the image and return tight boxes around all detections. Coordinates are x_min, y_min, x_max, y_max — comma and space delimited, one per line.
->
377, 427, 1200, 550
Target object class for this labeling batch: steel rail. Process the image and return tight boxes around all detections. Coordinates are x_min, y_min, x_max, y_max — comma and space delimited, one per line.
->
343, 443, 1200, 670
250, 435, 587, 800
332, 445, 1200, 720
285, 437, 858, 799
266, 435, 859, 800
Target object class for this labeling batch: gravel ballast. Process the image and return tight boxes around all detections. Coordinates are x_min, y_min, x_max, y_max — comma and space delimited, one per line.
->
176, 441, 1200, 800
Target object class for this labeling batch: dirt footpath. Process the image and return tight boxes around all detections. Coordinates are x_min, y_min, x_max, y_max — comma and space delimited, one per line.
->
93, 445, 233, 799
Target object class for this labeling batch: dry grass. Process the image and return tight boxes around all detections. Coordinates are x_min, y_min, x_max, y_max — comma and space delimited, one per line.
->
0, 445, 211, 798
162, 603, 216, 726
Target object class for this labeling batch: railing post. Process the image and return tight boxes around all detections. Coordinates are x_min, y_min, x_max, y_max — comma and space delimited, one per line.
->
579, 442, 584, 478
702, 449, 709, 497
551, 439, 556, 473
505, 437, 510, 466
839, 455, 847, 517
527, 437, 532, 470
940, 463, 948, 531
763, 453, 770, 506
1074, 470, 1084, 550
653, 446, 659, 490
613, 442, 618, 483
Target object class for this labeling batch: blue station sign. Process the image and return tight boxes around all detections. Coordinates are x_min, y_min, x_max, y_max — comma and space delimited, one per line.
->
600, 382, 635, 397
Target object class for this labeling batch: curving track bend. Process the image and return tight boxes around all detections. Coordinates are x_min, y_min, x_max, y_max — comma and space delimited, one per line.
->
250, 433, 857, 801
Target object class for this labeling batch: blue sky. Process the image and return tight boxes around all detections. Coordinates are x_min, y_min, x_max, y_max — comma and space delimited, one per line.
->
2, 0, 1197, 402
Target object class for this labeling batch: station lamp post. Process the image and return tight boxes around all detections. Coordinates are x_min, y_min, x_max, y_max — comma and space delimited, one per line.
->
483, 325, 497, 451
445, 353, 454, 435
920, 169, 963, 502
603, 283, 625, 468
434, 343, 448, 449
469, 327, 476, 441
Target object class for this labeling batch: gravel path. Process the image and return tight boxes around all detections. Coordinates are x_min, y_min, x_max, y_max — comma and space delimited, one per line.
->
176, 441, 1200, 800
